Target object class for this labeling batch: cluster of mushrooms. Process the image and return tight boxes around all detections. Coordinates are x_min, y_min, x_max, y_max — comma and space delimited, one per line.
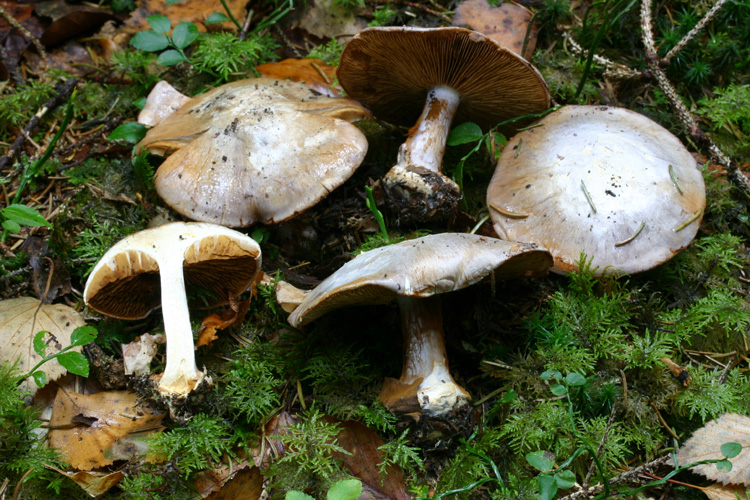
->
84, 27, 706, 420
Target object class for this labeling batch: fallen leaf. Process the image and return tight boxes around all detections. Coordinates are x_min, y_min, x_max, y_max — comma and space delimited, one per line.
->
47, 465, 125, 497
120, 0, 245, 35
331, 418, 411, 500
0, 297, 87, 395
196, 296, 250, 348
48, 389, 165, 470
703, 482, 750, 500
34, 0, 118, 47
292, 0, 367, 42
194, 459, 260, 499
256, 58, 341, 96
453, 0, 538, 59
674, 413, 750, 486
122, 333, 164, 376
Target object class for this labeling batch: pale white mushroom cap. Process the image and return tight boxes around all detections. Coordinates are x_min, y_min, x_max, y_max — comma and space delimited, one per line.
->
84, 221, 261, 318
288, 232, 552, 327
136, 78, 369, 228
487, 105, 706, 276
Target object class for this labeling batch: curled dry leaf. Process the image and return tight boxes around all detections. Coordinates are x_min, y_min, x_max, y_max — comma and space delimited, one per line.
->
256, 58, 341, 97
196, 295, 251, 348
195, 461, 261, 500
452, 0, 538, 58
703, 483, 750, 500
674, 413, 750, 486
122, 333, 164, 376
48, 389, 165, 470
46, 465, 125, 497
0, 296, 86, 395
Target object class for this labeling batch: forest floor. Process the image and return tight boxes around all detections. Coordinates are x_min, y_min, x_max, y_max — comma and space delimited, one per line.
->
1, 0, 750, 498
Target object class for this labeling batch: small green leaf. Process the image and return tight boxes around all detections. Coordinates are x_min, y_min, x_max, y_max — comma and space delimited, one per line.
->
157, 49, 187, 66
107, 122, 147, 143
166, 0, 183, 4
716, 459, 733, 472
206, 12, 229, 24
32, 370, 47, 387
70, 326, 97, 347
146, 14, 171, 34
327, 479, 362, 500
57, 351, 90, 377
501, 389, 518, 403
251, 227, 268, 243
130, 30, 169, 52
566, 373, 586, 386
540, 369, 561, 381
134, 97, 147, 110
721, 442, 743, 459
550, 383, 567, 396
447, 122, 483, 146
537, 473, 558, 500
526, 450, 554, 472
2, 219, 21, 233
285, 492, 314, 500
33, 331, 48, 357
172, 21, 199, 49
3, 204, 51, 227
555, 469, 576, 489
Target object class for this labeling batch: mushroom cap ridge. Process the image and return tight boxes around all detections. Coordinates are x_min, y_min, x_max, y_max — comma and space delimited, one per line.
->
487, 105, 706, 276
84, 222, 261, 319
137, 78, 369, 228
288, 233, 552, 327
336, 27, 550, 134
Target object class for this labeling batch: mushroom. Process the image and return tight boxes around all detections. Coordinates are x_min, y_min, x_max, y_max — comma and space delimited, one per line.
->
487, 105, 706, 276
287, 233, 552, 416
83, 222, 261, 395
336, 27, 550, 223
136, 78, 370, 228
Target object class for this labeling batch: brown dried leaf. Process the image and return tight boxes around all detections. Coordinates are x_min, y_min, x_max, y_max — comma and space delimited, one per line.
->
35, 0, 118, 47
332, 419, 411, 500
196, 297, 250, 348
704, 483, 750, 500
256, 58, 341, 96
195, 460, 261, 499
293, 0, 367, 42
48, 389, 165, 470
453, 0, 537, 59
47, 465, 125, 497
674, 413, 750, 486
122, 333, 164, 376
0, 297, 86, 395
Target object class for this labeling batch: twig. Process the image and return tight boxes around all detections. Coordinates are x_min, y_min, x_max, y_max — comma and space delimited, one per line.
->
640, 0, 750, 200
0, 4, 46, 60
0, 78, 78, 171
662, 0, 729, 65
559, 454, 671, 500
562, 32, 640, 79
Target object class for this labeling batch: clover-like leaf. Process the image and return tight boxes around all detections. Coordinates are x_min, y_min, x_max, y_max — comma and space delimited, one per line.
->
146, 14, 171, 34
171, 21, 199, 50
157, 49, 187, 66
130, 30, 169, 52
526, 450, 554, 473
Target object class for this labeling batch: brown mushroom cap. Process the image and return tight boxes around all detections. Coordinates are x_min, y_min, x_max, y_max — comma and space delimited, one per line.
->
85, 222, 261, 319
136, 78, 369, 227
487, 105, 706, 276
336, 27, 550, 134
288, 233, 552, 327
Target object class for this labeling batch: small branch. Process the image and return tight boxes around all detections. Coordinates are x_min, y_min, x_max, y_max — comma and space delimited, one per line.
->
0, 78, 78, 171
0, 3, 46, 60
640, 0, 750, 200
559, 455, 672, 500
662, 0, 729, 65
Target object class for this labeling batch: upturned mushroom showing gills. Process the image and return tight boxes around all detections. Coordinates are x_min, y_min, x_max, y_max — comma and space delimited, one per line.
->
288, 233, 552, 416
487, 105, 706, 276
336, 27, 550, 223
84, 222, 261, 396
135, 78, 369, 228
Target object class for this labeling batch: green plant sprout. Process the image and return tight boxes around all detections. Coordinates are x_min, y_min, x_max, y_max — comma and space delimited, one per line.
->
377, 429, 424, 483
286, 479, 362, 500
129, 15, 199, 66
364, 185, 388, 242
19, 325, 97, 388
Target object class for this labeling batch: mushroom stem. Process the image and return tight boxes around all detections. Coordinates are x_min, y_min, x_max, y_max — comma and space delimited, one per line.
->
397, 295, 470, 415
396, 85, 461, 173
382, 85, 462, 222
157, 257, 202, 395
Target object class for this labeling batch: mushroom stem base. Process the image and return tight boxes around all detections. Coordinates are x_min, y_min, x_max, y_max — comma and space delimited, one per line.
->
381, 166, 461, 224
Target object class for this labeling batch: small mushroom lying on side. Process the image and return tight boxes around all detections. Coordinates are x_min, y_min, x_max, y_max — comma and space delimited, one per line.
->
487, 105, 706, 276
337, 27, 550, 223
136, 78, 370, 228
287, 233, 552, 416
84, 222, 261, 396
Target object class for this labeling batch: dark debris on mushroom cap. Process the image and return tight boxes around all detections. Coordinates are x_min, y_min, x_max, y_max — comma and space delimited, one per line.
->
337, 27, 550, 134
